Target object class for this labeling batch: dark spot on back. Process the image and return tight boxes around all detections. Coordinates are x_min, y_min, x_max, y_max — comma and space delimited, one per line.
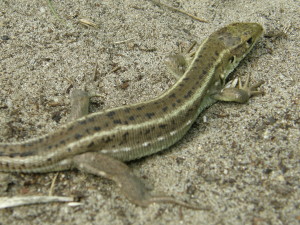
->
68, 125, 74, 131
94, 126, 101, 131
169, 93, 176, 98
24, 143, 33, 147
113, 119, 122, 124
162, 106, 168, 112
184, 91, 193, 99
159, 124, 167, 129
136, 106, 144, 111
79, 120, 87, 125
106, 111, 116, 117
187, 107, 195, 115
87, 117, 95, 123
122, 132, 129, 139
20, 151, 35, 157
103, 136, 113, 143
145, 112, 155, 119
75, 133, 83, 140
128, 116, 135, 121
8, 153, 18, 158
124, 108, 131, 113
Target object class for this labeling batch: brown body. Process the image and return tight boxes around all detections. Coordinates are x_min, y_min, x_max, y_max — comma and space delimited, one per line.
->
0, 23, 264, 208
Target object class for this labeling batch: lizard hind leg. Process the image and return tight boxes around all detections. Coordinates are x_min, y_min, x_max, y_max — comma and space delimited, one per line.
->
73, 152, 207, 210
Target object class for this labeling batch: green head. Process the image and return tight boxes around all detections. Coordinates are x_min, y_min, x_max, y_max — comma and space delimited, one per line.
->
213, 22, 264, 82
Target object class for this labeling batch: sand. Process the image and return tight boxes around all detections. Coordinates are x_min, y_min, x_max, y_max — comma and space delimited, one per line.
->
0, 0, 299, 224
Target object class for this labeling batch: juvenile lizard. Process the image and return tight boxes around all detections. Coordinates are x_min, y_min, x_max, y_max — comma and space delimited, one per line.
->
0, 23, 264, 209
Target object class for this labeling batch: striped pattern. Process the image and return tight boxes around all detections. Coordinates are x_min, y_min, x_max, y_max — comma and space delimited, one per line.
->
0, 23, 263, 172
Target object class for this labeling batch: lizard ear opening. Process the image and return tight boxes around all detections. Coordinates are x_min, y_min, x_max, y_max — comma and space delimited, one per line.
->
247, 37, 253, 45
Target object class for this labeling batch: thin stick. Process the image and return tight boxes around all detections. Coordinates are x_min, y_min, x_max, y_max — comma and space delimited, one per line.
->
48, 172, 59, 196
0, 196, 74, 209
152, 0, 209, 23
47, 0, 64, 23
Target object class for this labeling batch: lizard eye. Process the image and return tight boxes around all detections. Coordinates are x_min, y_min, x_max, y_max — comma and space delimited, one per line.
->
229, 56, 235, 64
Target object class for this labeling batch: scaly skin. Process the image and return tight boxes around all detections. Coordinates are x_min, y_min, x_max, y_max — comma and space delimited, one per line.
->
0, 23, 264, 208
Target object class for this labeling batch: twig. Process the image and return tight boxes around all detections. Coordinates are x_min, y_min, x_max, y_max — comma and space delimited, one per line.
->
0, 196, 74, 209
152, 0, 209, 23
48, 172, 59, 196
47, 0, 64, 23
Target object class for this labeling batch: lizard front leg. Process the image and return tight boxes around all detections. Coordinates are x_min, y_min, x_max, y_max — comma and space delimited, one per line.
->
212, 74, 264, 103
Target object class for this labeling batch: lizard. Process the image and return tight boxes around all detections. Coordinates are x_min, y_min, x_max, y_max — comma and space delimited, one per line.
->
0, 23, 264, 209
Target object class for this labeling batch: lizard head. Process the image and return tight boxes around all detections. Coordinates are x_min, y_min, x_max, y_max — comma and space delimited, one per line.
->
211, 22, 264, 86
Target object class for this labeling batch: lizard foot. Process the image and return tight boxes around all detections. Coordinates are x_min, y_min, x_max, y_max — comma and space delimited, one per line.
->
212, 73, 264, 103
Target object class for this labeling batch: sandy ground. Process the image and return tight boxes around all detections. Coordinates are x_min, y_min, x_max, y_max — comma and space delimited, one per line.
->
0, 0, 299, 224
